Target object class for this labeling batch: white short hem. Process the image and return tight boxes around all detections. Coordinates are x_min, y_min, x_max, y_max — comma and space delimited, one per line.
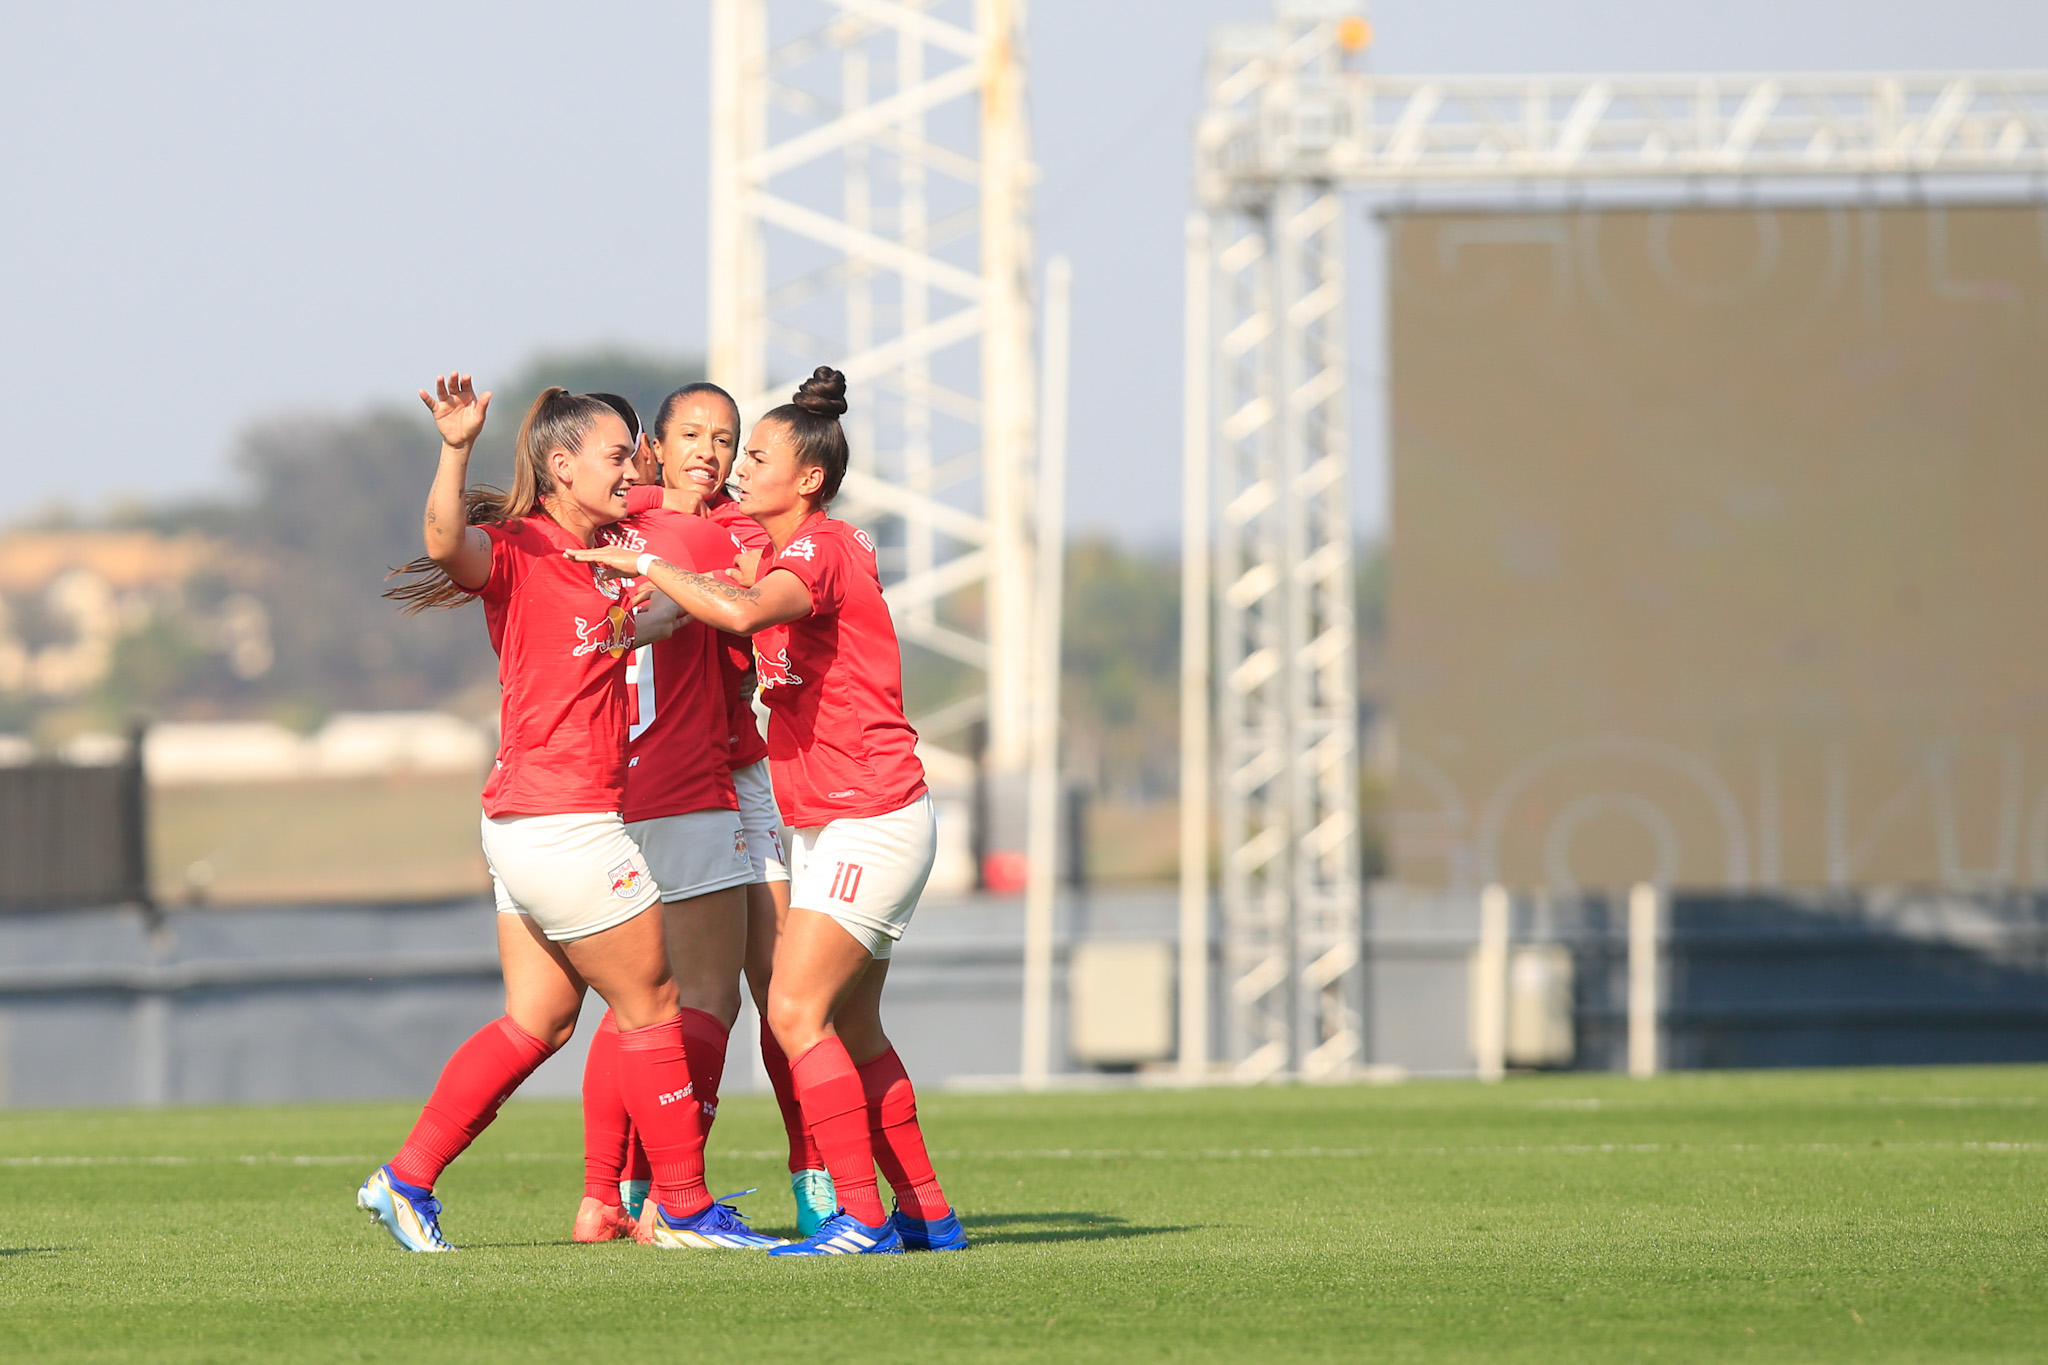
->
503, 893, 659, 944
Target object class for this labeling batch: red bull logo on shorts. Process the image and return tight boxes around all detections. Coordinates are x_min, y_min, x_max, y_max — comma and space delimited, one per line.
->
607, 858, 649, 900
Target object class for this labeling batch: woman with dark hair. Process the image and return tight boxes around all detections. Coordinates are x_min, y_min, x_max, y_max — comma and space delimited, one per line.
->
569, 367, 965, 1256
362, 374, 780, 1253
569, 383, 765, 1245
597, 381, 839, 1237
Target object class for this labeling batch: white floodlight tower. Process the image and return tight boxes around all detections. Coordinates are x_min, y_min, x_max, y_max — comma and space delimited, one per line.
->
710, 0, 1038, 776
1182, 0, 2048, 1081
1186, 0, 1366, 1083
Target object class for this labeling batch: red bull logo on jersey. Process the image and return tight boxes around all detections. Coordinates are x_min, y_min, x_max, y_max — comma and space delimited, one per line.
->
607, 857, 649, 900
757, 647, 803, 689
574, 604, 635, 660
781, 536, 819, 562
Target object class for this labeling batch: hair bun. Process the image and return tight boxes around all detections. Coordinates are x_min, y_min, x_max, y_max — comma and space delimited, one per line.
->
792, 366, 849, 419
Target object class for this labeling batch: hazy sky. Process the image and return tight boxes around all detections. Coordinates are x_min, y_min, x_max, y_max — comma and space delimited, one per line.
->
5, 1, 2046, 541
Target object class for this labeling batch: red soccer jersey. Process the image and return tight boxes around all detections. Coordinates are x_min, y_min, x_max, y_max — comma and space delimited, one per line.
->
754, 512, 928, 826
606, 508, 744, 821
621, 485, 771, 771
465, 514, 637, 819
705, 491, 772, 555
707, 495, 773, 770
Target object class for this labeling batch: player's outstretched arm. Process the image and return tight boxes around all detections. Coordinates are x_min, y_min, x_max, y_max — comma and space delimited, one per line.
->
418, 372, 493, 591
565, 544, 811, 636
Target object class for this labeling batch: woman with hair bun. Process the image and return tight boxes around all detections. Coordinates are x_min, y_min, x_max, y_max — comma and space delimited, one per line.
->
616, 381, 838, 1236
361, 375, 781, 1254
569, 366, 966, 1256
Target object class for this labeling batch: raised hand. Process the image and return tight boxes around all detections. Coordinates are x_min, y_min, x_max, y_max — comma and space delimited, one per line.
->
418, 372, 492, 451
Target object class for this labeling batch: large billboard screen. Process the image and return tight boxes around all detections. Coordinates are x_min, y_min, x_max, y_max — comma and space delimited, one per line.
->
1387, 203, 2048, 892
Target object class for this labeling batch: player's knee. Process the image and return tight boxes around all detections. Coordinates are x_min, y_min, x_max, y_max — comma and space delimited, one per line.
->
764, 991, 824, 1053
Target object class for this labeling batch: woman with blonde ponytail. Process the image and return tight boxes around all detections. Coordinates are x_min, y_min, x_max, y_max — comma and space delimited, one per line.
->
356, 374, 782, 1254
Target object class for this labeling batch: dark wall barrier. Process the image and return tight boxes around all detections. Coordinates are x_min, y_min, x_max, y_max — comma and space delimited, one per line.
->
0, 735, 149, 912
1573, 891, 2048, 1070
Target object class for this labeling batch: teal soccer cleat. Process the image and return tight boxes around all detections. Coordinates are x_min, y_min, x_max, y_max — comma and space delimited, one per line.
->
358, 1166, 454, 1252
891, 1206, 970, 1252
768, 1209, 904, 1256
790, 1168, 837, 1238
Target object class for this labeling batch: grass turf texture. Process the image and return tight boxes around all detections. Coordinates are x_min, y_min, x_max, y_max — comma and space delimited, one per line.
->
2, 1068, 2044, 1362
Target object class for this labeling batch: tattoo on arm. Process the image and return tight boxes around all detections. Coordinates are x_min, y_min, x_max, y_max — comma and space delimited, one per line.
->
656, 562, 758, 605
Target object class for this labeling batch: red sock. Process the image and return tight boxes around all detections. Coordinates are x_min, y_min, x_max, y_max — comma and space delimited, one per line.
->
614, 1014, 710, 1218
857, 1047, 949, 1219
790, 1037, 883, 1226
622, 1127, 651, 1184
760, 1019, 822, 1172
392, 1017, 554, 1190
677, 1008, 729, 1136
580, 1010, 630, 1202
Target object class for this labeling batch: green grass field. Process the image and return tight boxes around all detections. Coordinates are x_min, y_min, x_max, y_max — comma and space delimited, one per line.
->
3, 1067, 2044, 1362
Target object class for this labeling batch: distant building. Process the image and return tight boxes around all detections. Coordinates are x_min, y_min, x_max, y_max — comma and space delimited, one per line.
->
0, 529, 272, 698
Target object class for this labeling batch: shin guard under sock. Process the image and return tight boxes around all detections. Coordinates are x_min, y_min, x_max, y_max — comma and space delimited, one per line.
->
789, 1036, 884, 1226
580, 1010, 631, 1202
677, 1007, 730, 1135
760, 1019, 822, 1172
857, 1046, 950, 1219
614, 1014, 710, 1218
392, 1016, 555, 1190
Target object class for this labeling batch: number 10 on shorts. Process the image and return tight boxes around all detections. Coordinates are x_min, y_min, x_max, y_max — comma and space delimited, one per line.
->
829, 861, 864, 903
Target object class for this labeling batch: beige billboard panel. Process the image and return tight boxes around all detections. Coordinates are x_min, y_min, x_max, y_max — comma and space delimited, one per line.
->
1387, 204, 2048, 892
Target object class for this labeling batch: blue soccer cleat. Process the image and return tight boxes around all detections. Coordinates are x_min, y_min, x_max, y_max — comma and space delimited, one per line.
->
790, 1168, 837, 1238
768, 1209, 904, 1256
357, 1165, 454, 1252
891, 1206, 970, 1252
648, 1191, 787, 1250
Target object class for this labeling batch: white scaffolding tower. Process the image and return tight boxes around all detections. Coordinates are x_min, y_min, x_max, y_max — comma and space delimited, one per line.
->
710, 0, 1037, 769
1181, 0, 2048, 1081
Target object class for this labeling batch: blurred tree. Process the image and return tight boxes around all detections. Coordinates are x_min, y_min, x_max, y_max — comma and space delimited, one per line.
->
224, 348, 706, 718
1059, 538, 1181, 800
234, 410, 491, 714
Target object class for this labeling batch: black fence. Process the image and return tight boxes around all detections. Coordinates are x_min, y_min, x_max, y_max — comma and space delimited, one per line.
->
1573, 891, 2048, 1070
0, 731, 149, 912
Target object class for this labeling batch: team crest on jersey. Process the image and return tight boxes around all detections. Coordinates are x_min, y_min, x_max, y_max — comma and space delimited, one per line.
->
607, 858, 649, 899
574, 604, 635, 659
757, 647, 803, 689
733, 829, 750, 863
781, 536, 818, 562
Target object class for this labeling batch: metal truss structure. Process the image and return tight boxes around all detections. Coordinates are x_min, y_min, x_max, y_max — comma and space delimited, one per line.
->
711, 0, 1037, 769
1182, 0, 2048, 1081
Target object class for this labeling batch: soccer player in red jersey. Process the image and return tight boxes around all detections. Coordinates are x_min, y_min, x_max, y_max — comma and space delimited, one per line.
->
571, 392, 761, 1244
569, 367, 966, 1255
360, 376, 779, 1253
629, 382, 836, 1234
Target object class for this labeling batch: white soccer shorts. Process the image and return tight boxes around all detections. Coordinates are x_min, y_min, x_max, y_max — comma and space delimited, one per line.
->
731, 759, 790, 884
787, 794, 936, 959
626, 807, 754, 900
482, 811, 659, 943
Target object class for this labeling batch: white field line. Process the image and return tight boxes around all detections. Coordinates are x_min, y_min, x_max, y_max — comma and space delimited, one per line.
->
1535, 1095, 2041, 1111
6, 1139, 2043, 1170
0, 1154, 373, 1168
